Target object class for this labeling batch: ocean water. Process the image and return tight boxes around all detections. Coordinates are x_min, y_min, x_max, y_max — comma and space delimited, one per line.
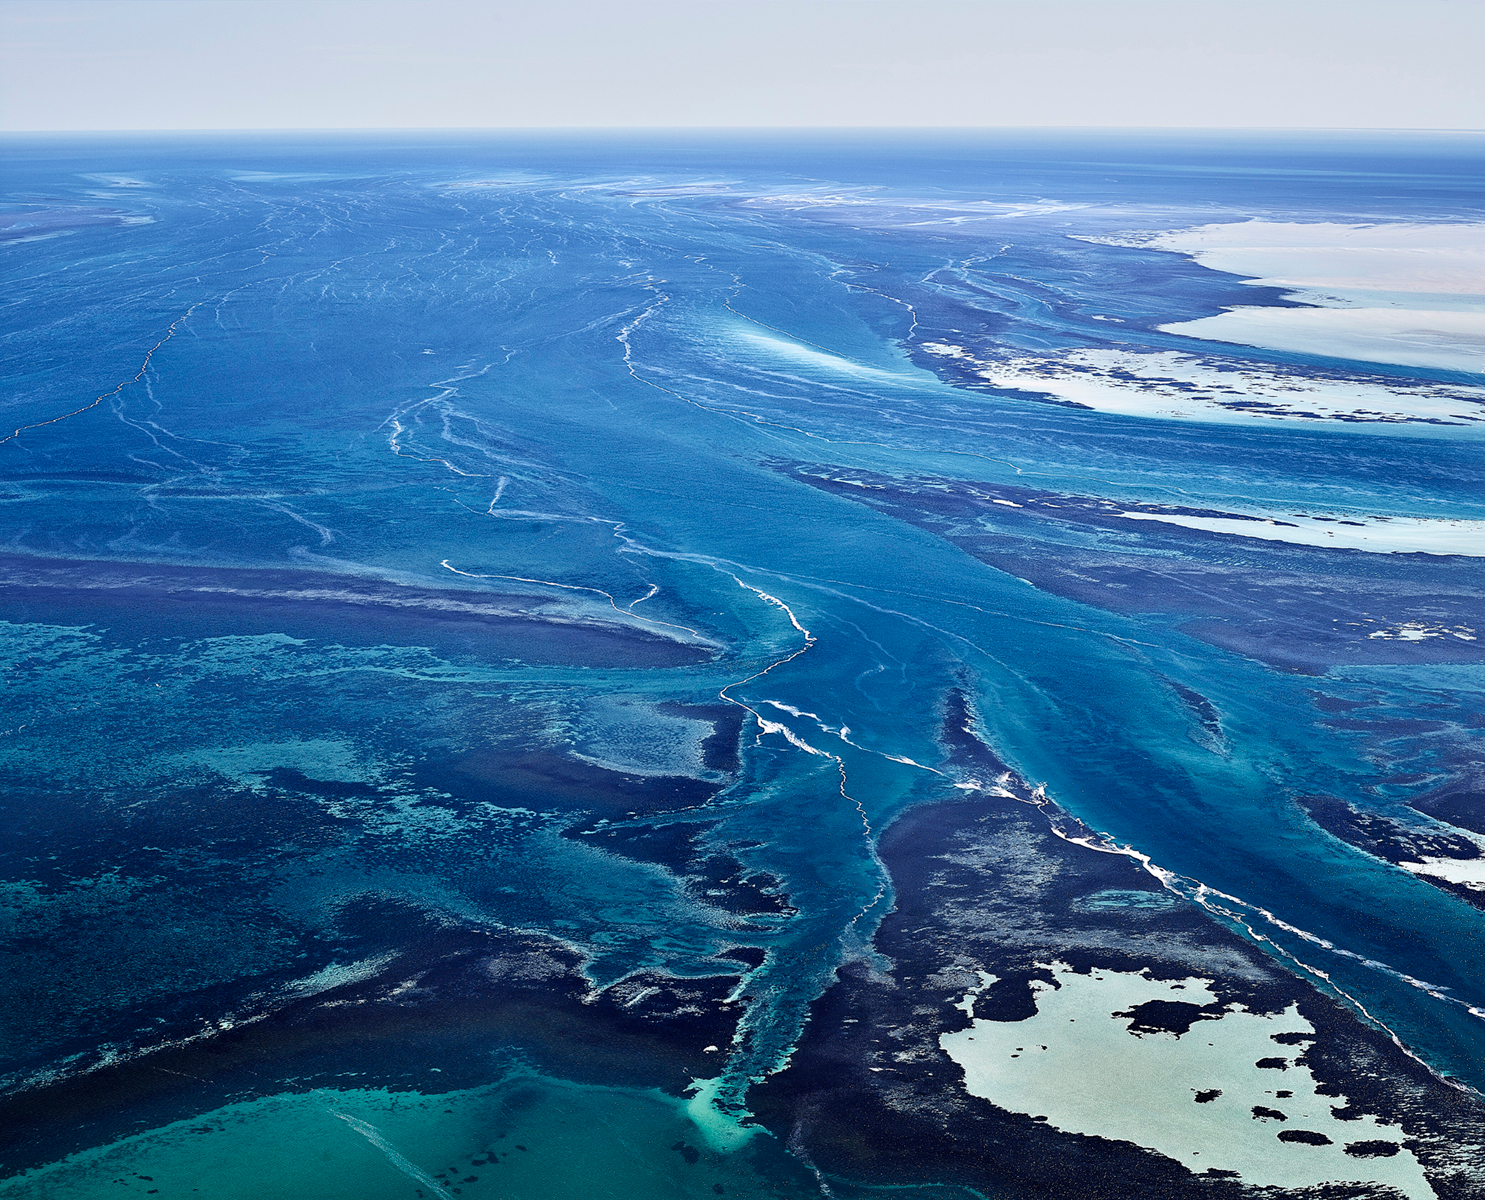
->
1, 130, 1484, 1197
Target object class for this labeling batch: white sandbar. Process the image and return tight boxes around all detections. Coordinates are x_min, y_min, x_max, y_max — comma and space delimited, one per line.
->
1118, 222, 1485, 299
940, 963, 1434, 1197
1085, 221, 1485, 373
1161, 307, 1485, 376
919, 344, 1485, 427
1398, 857, 1485, 891
1114, 511, 1485, 556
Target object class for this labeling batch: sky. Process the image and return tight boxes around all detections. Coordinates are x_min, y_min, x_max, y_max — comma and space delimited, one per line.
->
1, 0, 1482, 132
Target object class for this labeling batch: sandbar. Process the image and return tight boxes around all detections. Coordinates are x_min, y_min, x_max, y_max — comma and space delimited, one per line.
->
940, 962, 1434, 1197
1084, 221, 1485, 374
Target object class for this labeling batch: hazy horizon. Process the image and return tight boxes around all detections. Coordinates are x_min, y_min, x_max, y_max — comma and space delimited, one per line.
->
3, 0, 1482, 134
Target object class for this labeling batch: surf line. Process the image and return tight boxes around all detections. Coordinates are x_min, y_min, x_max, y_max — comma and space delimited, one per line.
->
384, 406, 492, 477
835, 754, 891, 932
438, 559, 706, 640
712, 575, 890, 925
606, 542, 953, 774
631, 541, 1154, 717
378, 363, 499, 479
0, 303, 202, 448
725, 557, 1162, 655
1010, 783, 1482, 1096
829, 266, 920, 342
715, 574, 818, 733
760, 699, 944, 776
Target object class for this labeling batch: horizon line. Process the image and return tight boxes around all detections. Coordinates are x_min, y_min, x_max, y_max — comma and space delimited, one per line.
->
4, 125, 1485, 137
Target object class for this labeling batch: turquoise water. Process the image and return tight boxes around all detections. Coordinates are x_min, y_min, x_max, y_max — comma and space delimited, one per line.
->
1, 131, 1483, 1193
0, 1074, 819, 1199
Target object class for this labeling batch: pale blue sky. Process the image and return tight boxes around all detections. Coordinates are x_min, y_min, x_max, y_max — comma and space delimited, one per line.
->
2, 0, 1481, 131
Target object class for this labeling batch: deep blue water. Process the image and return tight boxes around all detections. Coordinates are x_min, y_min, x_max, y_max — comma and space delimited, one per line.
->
1, 131, 1484, 1197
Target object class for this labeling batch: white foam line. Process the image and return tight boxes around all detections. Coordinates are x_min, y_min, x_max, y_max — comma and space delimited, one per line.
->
831, 268, 920, 343
763, 700, 823, 721
256, 498, 336, 546
716, 576, 820, 737
758, 700, 945, 775
753, 716, 829, 756
704, 578, 894, 928
332, 1112, 454, 1199
710, 579, 931, 788
384, 409, 492, 478
615, 539, 1154, 727
377, 364, 500, 479
881, 752, 933, 768
466, 506, 594, 524
834, 755, 891, 932
438, 560, 706, 640
613, 541, 1159, 786
0, 302, 203, 449
628, 582, 660, 610
689, 549, 1159, 661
